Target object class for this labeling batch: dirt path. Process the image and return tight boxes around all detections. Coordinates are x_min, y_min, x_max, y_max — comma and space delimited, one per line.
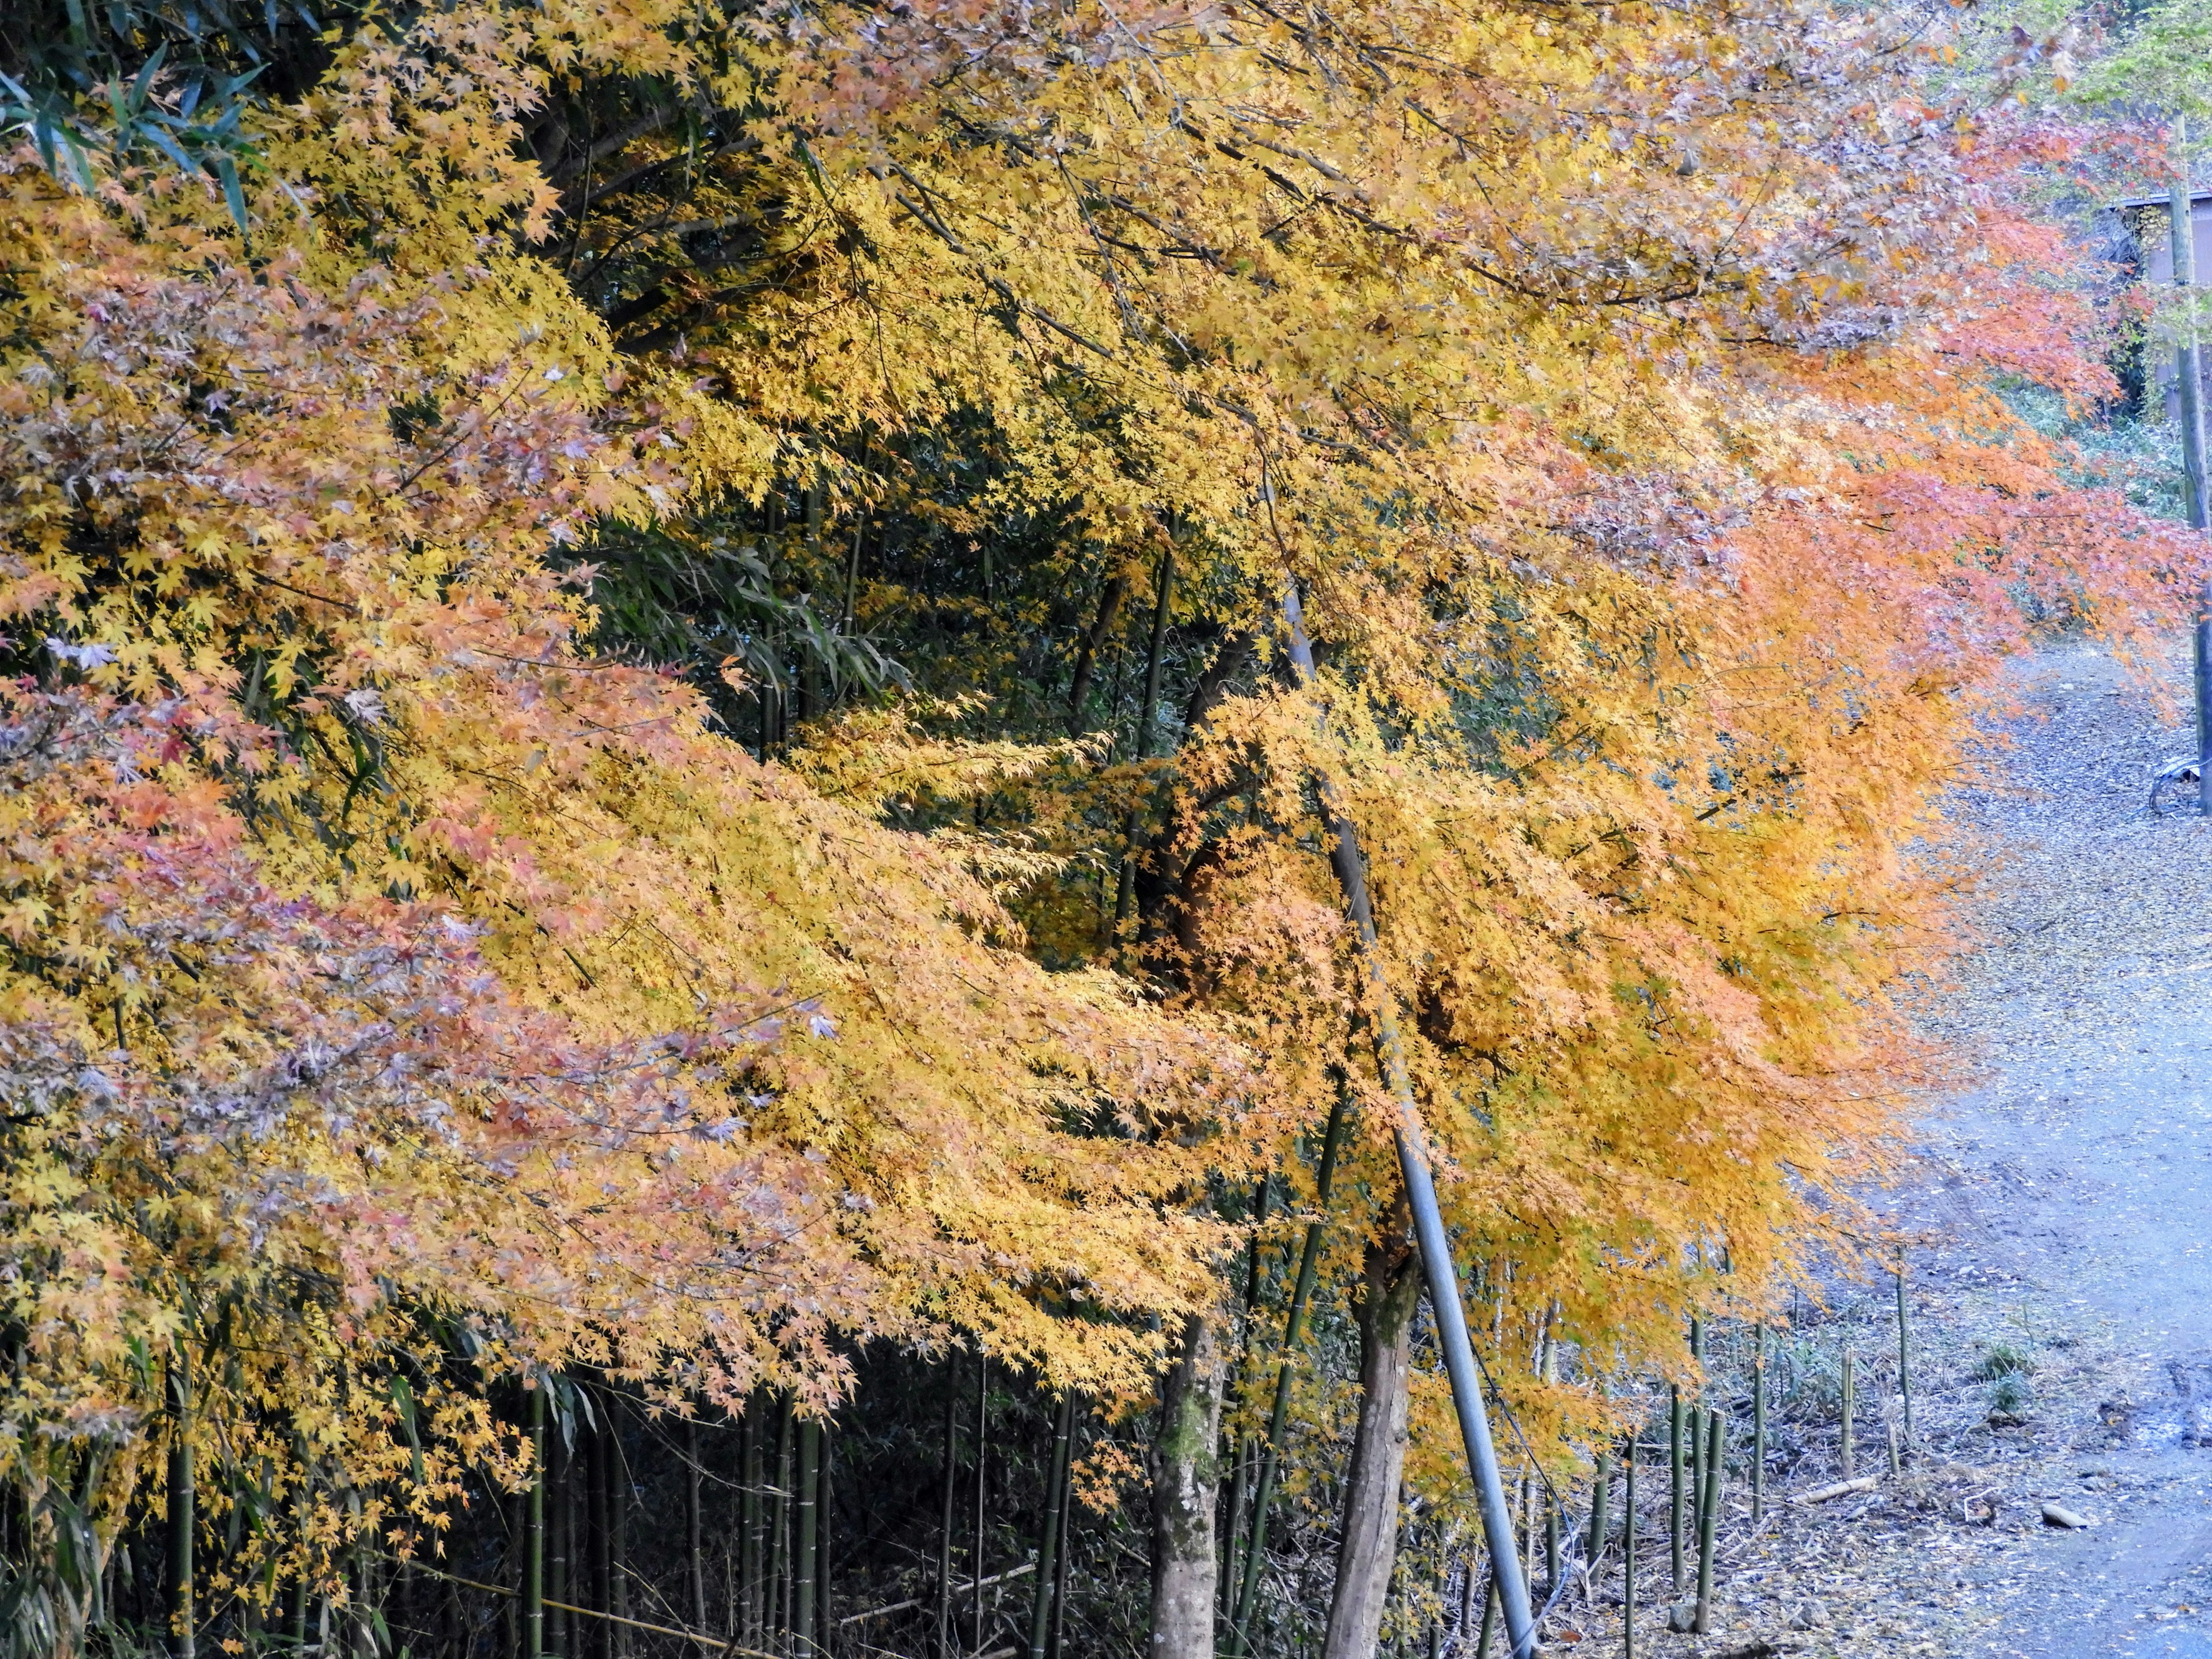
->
1893, 637, 2212, 1658
1570, 640, 2212, 1659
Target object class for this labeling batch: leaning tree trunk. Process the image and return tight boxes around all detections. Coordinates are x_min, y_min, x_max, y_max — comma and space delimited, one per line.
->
1149, 1312, 1225, 1659
1321, 1233, 1423, 1659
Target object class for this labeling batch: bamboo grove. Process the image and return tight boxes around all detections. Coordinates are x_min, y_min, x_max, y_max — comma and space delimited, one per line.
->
0, 0, 2195, 1652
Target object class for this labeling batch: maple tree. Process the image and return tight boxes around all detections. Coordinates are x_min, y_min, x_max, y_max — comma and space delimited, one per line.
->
0, 0, 2201, 1652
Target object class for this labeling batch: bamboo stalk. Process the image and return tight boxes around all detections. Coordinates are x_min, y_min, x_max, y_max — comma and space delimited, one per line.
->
770, 1397, 793, 1646
1896, 1255, 1912, 1453
1752, 1326, 1767, 1525
1586, 1446, 1611, 1567
796, 1419, 819, 1654
611, 1395, 631, 1659
1047, 1449, 1072, 1659
1028, 1395, 1077, 1659
1622, 1442, 1637, 1659
526, 1387, 545, 1659
1226, 1085, 1350, 1657
742, 1398, 762, 1649
937, 1370, 957, 1659
1221, 1181, 1272, 1618
1668, 1386, 1683, 1593
170, 1347, 196, 1659
554, 1404, 573, 1659
973, 1357, 988, 1658
1688, 1319, 1705, 1511
588, 1397, 608, 1659
1841, 1350, 1855, 1478
1476, 1571, 1498, 1659
1692, 1410, 1722, 1636
820, 1423, 834, 1657
689, 1419, 707, 1635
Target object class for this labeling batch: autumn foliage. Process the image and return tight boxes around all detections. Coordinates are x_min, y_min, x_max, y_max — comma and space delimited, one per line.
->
0, 0, 2196, 1646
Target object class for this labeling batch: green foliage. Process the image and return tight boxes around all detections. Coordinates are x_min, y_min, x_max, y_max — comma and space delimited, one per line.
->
1972, 1341, 2038, 1382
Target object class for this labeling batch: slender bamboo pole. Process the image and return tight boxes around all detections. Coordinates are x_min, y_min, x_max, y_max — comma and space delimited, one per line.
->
1668, 1387, 1683, 1593
1692, 1411, 1722, 1635
972, 1358, 988, 1659
820, 1425, 834, 1658
611, 1397, 631, 1659
1752, 1326, 1767, 1525
1047, 1429, 1073, 1659
170, 1347, 196, 1659
1688, 1319, 1705, 1520
1586, 1446, 1611, 1567
1027, 1394, 1077, 1659
796, 1421, 819, 1655
1221, 1181, 1273, 1618
1840, 1350, 1855, 1478
1895, 1255, 1912, 1454
1281, 581, 1536, 1659
742, 1399, 762, 1649
937, 1369, 957, 1659
1475, 1573, 1499, 1659
771, 1398, 793, 1648
1225, 1088, 1350, 1657
1622, 1442, 1637, 1659
689, 1419, 707, 1635
527, 1387, 546, 1659
554, 1407, 574, 1659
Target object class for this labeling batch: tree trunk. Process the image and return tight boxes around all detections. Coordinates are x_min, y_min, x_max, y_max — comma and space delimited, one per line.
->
1149, 1313, 1224, 1659
1066, 572, 1131, 735
1321, 1236, 1421, 1659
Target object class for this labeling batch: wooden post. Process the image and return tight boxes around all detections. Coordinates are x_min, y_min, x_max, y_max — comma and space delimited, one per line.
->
2172, 119, 2212, 810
